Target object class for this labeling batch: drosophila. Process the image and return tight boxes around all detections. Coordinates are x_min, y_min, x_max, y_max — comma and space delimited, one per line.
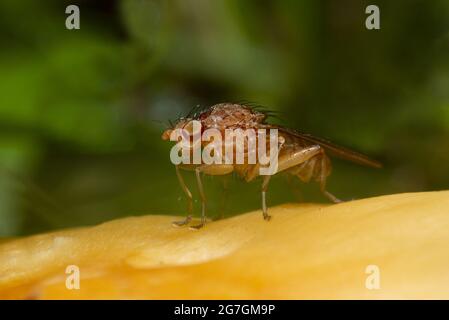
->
162, 102, 381, 229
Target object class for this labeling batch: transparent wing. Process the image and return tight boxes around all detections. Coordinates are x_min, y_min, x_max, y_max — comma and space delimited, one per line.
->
273, 126, 382, 169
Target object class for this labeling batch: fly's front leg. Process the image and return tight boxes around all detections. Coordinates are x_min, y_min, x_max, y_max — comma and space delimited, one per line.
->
190, 164, 234, 229
261, 175, 271, 221
190, 167, 207, 230
172, 166, 193, 227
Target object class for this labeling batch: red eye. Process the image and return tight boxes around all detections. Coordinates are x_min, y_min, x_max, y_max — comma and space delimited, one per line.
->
199, 111, 211, 120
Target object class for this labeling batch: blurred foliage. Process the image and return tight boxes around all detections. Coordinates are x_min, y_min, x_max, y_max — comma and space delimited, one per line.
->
0, 0, 448, 236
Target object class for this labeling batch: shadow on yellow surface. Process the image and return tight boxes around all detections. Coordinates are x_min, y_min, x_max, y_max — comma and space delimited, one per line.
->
1, 191, 449, 299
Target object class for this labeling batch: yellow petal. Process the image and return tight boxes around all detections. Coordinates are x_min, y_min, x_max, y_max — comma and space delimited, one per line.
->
1, 191, 448, 299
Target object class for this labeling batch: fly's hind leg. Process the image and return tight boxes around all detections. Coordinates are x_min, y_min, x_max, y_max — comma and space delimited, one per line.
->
172, 166, 193, 227
322, 190, 342, 203
317, 155, 343, 203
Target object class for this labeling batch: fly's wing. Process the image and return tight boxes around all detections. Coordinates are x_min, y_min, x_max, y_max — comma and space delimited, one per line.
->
272, 126, 382, 169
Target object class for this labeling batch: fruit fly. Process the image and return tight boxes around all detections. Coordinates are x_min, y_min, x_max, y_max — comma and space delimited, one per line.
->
162, 102, 382, 229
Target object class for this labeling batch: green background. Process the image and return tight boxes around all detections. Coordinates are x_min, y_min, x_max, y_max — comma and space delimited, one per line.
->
1, 0, 448, 236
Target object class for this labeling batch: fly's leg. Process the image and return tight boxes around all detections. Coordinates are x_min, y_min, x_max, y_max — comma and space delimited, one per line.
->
275, 145, 322, 174
172, 166, 193, 227
187, 164, 234, 229
318, 155, 343, 203
261, 175, 272, 221
322, 189, 342, 203
286, 174, 304, 202
249, 145, 322, 221
190, 167, 207, 230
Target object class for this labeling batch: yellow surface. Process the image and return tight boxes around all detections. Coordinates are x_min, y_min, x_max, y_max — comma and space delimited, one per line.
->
1, 191, 449, 299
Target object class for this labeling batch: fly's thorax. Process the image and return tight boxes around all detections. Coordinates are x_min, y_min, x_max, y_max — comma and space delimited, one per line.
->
196, 103, 267, 131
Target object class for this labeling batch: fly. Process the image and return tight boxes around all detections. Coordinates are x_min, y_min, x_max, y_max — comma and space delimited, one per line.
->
162, 102, 382, 229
